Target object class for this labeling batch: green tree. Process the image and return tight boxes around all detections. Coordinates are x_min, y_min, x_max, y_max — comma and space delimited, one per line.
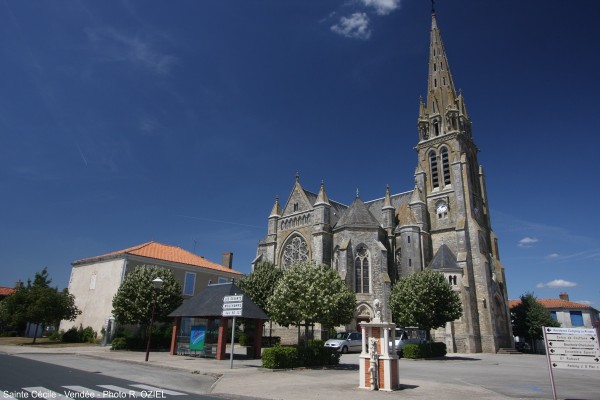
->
238, 261, 283, 342
0, 268, 80, 343
511, 292, 560, 351
389, 269, 462, 342
267, 261, 356, 345
112, 266, 183, 332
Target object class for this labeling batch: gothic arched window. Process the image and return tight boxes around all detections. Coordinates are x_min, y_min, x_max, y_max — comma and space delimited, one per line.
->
282, 235, 308, 268
354, 245, 370, 294
441, 147, 451, 186
429, 150, 439, 189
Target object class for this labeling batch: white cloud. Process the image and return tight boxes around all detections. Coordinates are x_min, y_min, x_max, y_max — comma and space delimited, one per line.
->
361, 0, 402, 16
331, 13, 371, 40
85, 27, 176, 74
518, 236, 539, 248
546, 253, 560, 259
537, 279, 577, 288
576, 300, 593, 306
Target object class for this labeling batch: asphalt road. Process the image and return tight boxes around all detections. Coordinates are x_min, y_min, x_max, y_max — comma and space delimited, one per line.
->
0, 355, 228, 400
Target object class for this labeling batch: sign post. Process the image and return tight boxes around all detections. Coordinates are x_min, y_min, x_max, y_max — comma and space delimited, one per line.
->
543, 326, 600, 400
222, 295, 244, 369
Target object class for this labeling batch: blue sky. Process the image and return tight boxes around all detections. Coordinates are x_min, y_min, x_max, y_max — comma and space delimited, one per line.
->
1, 0, 599, 308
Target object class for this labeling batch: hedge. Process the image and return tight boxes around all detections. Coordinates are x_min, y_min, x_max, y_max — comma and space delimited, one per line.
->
262, 340, 340, 369
403, 342, 447, 359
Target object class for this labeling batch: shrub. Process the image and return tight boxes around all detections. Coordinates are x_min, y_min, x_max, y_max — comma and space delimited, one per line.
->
238, 332, 248, 347
81, 327, 96, 343
261, 342, 339, 369
61, 327, 81, 343
111, 337, 128, 350
262, 345, 299, 369
403, 342, 447, 359
48, 330, 62, 342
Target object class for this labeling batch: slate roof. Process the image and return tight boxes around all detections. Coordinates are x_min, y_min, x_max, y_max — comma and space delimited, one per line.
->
509, 299, 598, 312
73, 241, 243, 276
335, 197, 381, 230
169, 282, 268, 319
428, 244, 461, 271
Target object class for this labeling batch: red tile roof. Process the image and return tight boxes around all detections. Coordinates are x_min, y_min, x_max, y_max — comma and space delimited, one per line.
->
509, 298, 597, 311
0, 287, 16, 296
74, 241, 243, 275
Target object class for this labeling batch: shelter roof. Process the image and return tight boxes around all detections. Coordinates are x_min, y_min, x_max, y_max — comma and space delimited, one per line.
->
169, 282, 268, 319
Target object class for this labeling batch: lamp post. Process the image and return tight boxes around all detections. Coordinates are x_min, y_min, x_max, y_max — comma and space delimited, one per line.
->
145, 277, 163, 362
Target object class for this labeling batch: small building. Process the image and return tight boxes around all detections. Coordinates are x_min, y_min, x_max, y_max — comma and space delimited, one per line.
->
60, 241, 243, 340
169, 282, 268, 359
0, 286, 16, 301
509, 292, 599, 332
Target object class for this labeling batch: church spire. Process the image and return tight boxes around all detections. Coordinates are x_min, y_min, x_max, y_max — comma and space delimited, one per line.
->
314, 180, 330, 206
418, 9, 472, 142
269, 195, 281, 218
427, 10, 457, 119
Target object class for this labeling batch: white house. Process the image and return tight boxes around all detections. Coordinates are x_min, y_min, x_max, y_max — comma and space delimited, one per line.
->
60, 241, 243, 339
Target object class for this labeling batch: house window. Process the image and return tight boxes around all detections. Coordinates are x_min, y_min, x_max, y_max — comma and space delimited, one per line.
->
550, 311, 557, 321
282, 235, 309, 268
570, 311, 584, 326
218, 277, 228, 284
354, 245, 370, 294
184, 272, 196, 296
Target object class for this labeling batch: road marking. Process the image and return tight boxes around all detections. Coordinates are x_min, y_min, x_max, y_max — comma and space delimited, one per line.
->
23, 387, 66, 398
62, 385, 109, 398
128, 385, 187, 396
97, 385, 143, 397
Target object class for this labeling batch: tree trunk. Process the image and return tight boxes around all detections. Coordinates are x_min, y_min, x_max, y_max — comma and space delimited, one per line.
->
32, 323, 40, 344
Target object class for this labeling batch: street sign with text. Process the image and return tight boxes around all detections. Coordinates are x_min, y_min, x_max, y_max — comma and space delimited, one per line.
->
543, 326, 600, 400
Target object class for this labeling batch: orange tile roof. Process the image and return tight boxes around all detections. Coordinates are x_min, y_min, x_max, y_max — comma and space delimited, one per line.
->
74, 241, 243, 275
509, 298, 597, 311
0, 287, 16, 296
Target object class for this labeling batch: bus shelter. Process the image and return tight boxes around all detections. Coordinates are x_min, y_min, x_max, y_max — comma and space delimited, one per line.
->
168, 282, 268, 360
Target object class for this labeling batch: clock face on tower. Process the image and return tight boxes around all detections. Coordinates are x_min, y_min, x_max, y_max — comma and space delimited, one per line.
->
436, 202, 448, 214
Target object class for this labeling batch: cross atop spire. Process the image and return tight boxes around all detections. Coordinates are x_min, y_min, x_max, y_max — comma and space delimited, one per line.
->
431, 0, 435, 14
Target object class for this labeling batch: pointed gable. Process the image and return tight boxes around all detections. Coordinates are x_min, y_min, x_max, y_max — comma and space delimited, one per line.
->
335, 197, 380, 230
281, 176, 314, 217
428, 244, 461, 272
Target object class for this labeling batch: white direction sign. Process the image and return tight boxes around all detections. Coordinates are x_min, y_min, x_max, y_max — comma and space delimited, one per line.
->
222, 309, 243, 317
223, 295, 243, 303
222, 294, 243, 317
222, 302, 243, 310
544, 327, 600, 371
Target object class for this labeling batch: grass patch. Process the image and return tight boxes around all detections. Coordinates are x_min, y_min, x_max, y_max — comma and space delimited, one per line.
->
0, 337, 99, 348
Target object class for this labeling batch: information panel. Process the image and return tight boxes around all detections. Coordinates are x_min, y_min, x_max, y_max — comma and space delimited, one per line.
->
543, 327, 600, 371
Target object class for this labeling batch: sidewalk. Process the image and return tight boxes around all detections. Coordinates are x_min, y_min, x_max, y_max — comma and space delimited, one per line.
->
0, 344, 510, 400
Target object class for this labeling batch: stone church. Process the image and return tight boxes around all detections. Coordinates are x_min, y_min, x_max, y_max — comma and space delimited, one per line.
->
254, 11, 512, 353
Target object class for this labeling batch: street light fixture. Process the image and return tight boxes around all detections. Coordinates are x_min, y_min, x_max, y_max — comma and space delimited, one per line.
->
145, 277, 163, 362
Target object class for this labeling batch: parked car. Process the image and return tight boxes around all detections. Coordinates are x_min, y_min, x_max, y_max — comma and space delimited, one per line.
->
515, 342, 531, 352
324, 332, 362, 353
389, 328, 425, 357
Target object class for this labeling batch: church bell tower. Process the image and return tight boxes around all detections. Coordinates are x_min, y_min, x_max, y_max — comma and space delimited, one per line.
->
413, 9, 512, 353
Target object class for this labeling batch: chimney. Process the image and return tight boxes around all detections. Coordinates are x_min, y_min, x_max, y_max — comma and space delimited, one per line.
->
559, 292, 569, 301
222, 252, 233, 269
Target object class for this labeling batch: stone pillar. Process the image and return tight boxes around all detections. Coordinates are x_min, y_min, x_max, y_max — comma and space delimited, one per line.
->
358, 300, 400, 391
